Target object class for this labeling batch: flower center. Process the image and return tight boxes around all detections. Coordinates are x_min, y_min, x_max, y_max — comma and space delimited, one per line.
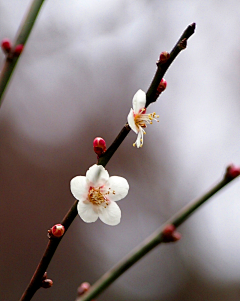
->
133, 108, 159, 147
134, 109, 159, 128
88, 187, 109, 207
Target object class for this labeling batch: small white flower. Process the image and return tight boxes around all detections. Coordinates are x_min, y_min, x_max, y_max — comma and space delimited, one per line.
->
127, 89, 159, 148
70, 164, 129, 226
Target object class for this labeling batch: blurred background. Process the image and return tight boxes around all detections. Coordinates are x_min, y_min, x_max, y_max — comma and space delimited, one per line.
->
1, 0, 240, 300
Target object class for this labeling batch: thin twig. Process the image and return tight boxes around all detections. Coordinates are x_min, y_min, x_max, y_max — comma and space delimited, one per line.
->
18, 23, 196, 301
0, 0, 46, 106
76, 167, 239, 301
19, 200, 78, 301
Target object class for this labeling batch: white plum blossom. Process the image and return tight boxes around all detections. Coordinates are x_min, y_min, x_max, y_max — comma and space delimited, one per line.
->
70, 164, 129, 226
127, 89, 159, 148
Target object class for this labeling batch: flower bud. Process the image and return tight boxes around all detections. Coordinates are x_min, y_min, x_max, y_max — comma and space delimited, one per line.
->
49, 224, 65, 238
162, 224, 181, 243
162, 224, 175, 236
93, 137, 106, 156
77, 282, 90, 296
41, 279, 53, 289
178, 38, 187, 50
157, 78, 167, 93
14, 44, 24, 56
42, 272, 48, 280
225, 164, 240, 180
159, 51, 170, 62
1, 38, 12, 53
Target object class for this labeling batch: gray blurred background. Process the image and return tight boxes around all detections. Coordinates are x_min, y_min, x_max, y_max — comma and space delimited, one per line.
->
1, 0, 240, 300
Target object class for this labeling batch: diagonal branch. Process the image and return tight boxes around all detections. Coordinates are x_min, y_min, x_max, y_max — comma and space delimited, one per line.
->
18, 23, 196, 301
75, 166, 239, 301
98, 23, 196, 167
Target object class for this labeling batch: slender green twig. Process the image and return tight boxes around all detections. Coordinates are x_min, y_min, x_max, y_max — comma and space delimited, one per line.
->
18, 23, 195, 301
0, 0, 46, 106
76, 167, 239, 301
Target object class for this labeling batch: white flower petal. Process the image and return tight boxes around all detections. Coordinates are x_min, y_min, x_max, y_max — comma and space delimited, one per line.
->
70, 176, 88, 200
86, 164, 109, 187
135, 129, 143, 148
127, 108, 139, 134
132, 89, 146, 113
98, 201, 121, 226
77, 200, 99, 223
104, 176, 129, 202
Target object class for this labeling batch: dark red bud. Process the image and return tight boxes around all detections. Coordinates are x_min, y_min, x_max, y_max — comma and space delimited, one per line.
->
14, 44, 24, 56
162, 224, 181, 243
162, 224, 175, 236
159, 51, 170, 62
157, 78, 167, 93
1, 38, 12, 53
225, 164, 240, 180
41, 279, 53, 289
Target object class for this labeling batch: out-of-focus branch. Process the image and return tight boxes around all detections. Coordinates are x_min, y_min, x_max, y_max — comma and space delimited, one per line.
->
75, 165, 240, 301
18, 23, 196, 301
0, 0, 46, 106
98, 22, 196, 167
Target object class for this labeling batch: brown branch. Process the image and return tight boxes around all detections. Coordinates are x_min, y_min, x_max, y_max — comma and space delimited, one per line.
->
18, 23, 196, 301
98, 22, 196, 167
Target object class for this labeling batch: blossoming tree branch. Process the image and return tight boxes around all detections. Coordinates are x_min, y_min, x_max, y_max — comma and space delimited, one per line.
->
1, 2, 240, 301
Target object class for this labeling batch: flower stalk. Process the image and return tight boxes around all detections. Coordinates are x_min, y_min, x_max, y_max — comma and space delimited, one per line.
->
0, 0, 46, 106
76, 166, 239, 301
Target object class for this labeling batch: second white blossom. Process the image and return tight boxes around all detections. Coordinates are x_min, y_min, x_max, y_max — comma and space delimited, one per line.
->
127, 89, 159, 148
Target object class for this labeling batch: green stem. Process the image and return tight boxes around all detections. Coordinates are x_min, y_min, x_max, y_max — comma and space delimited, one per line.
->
0, 0, 46, 106
76, 169, 238, 301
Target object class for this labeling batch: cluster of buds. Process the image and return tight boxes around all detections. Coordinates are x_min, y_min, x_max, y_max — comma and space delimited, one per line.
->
93, 137, 106, 157
48, 224, 65, 238
154, 78, 167, 100
41, 272, 53, 289
162, 224, 181, 243
1, 38, 24, 57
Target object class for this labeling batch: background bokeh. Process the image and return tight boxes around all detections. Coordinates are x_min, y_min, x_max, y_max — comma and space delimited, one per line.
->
1, 1, 240, 300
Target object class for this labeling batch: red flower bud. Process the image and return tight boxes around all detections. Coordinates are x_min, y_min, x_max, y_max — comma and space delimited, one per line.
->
14, 44, 24, 56
225, 164, 240, 180
41, 279, 53, 289
49, 224, 65, 238
162, 224, 175, 236
77, 282, 90, 296
93, 137, 106, 156
162, 224, 181, 243
157, 78, 167, 93
1, 38, 12, 53
159, 51, 170, 62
